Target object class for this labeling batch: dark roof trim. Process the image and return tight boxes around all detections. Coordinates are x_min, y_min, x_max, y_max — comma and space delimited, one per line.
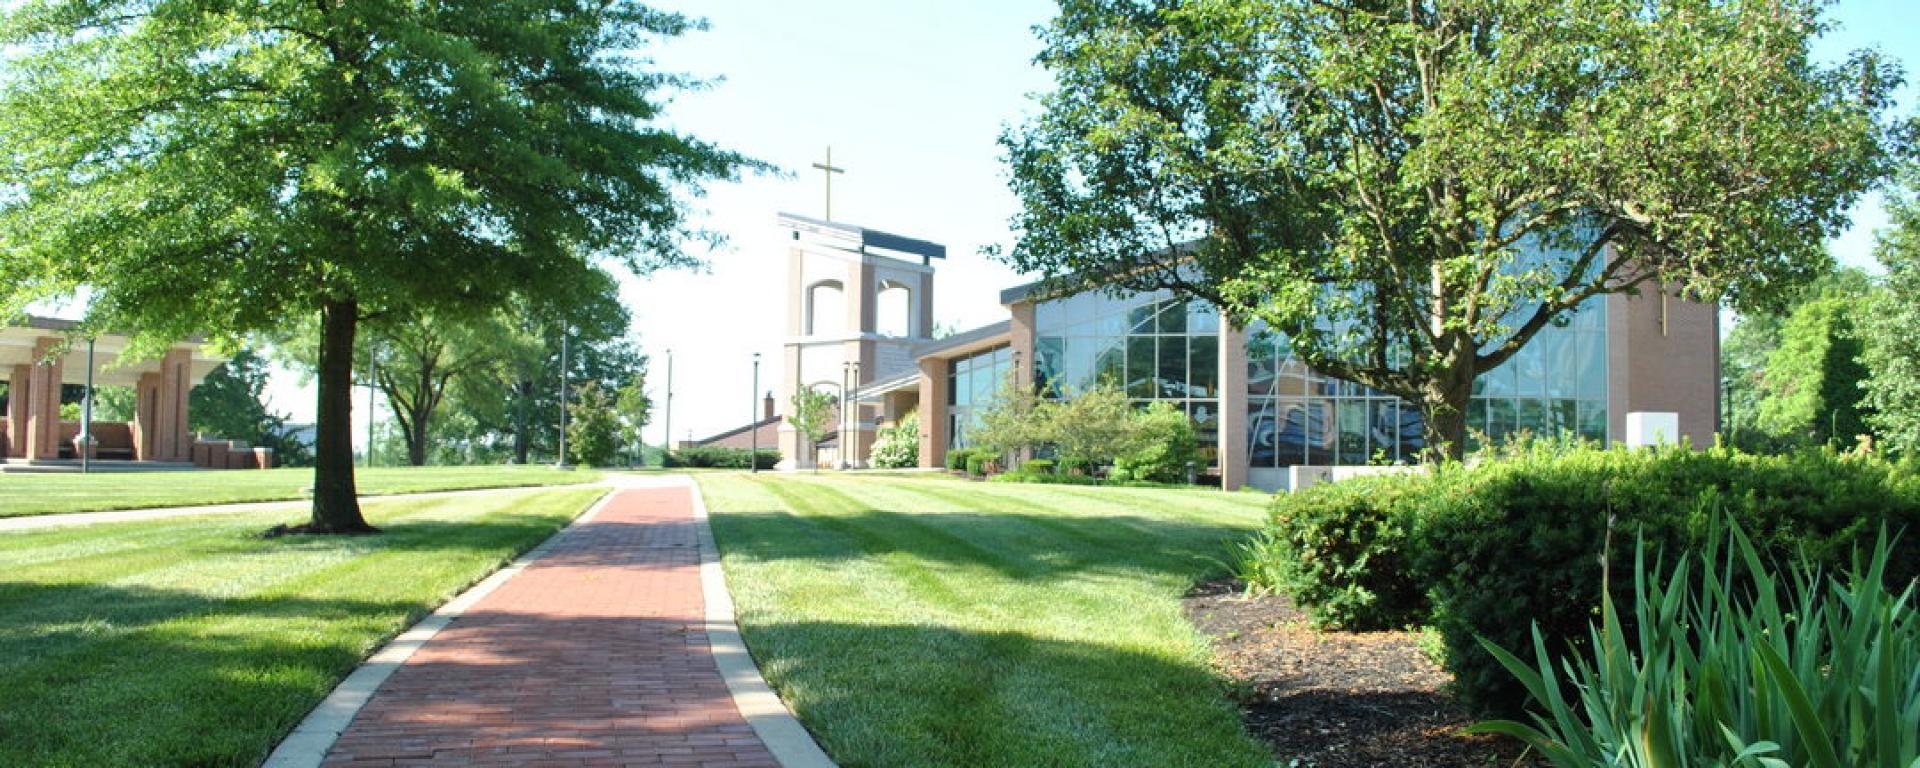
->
911, 320, 1011, 360
777, 212, 947, 261
997, 241, 1203, 306
689, 416, 780, 446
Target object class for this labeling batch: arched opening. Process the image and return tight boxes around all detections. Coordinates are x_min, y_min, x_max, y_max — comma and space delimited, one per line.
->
806, 280, 845, 335
876, 280, 913, 337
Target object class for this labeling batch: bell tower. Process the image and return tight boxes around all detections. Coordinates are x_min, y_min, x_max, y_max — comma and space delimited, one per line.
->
776, 213, 944, 469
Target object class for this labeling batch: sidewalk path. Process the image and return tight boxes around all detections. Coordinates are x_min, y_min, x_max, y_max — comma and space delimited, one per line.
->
0, 483, 604, 532
310, 479, 818, 768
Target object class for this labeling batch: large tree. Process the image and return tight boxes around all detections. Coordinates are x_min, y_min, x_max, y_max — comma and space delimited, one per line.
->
0, 1, 755, 530
999, 0, 1906, 459
1862, 174, 1920, 455
1755, 296, 1872, 446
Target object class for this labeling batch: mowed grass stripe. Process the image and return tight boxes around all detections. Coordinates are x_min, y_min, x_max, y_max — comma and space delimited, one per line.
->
0, 487, 604, 767
0, 464, 603, 518
701, 473, 1272, 768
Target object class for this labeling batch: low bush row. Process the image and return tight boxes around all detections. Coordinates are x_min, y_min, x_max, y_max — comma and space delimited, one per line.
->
663, 446, 780, 469
1233, 444, 1920, 715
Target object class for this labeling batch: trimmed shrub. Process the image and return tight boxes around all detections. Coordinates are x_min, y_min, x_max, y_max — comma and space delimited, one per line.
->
1414, 445, 1920, 715
991, 470, 1100, 486
945, 447, 996, 474
1057, 456, 1091, 476
1234, 443, 1920, 716
1233, 473, 1429, 630
665, 446, 779, 469
1020, 459, 1056, 475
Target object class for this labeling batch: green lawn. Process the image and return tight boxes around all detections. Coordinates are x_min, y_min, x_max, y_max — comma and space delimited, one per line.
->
0, 487, 604, 766
700, 473, 1275, 768
0, 464, 603, 518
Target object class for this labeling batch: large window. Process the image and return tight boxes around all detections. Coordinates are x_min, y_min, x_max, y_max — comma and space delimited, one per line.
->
946, 345, 1012, 449
1245, 296, 1608, 468
1034, 290, 1221, 465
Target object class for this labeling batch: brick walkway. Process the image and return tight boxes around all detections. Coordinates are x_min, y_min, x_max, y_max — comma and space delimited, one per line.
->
321, 486, 781, 768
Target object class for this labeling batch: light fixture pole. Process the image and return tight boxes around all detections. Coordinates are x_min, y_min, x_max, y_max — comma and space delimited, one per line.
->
837, 362, 844, 470
366, 343, 378, 468
847, 360, 860, 468
750, 353, 761, 473
662, 349, 673, 465
555, 330, 572, 470
80, 337, 96, 474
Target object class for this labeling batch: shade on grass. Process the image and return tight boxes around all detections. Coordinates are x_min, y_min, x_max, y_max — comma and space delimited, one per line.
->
0, 465, 603, 518
0, 487, 603, 766
700, 473, 1273, 768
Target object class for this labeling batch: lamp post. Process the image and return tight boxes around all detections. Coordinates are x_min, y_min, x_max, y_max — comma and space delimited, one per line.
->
80, 337, 95, 474
750, 353, 761, 473
838, 362, 850, 470
555, 330, 572, 470
366, 343, 378, 468
847, 360, 860, 468
662, 349, 673, 465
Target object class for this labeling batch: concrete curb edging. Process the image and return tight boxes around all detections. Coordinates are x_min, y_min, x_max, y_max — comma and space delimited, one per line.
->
688, 480, 840, 768
259, 489, 617, 768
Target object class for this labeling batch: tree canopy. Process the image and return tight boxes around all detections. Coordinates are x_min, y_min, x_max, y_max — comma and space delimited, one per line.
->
1, 0, 758, 530
999, 0, 1908, 458
1862, 173, 1920, 454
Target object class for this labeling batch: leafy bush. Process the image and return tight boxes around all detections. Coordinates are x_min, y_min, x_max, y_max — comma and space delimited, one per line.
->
1057, 456, 1091, 476
665, 446, 779, 469
1473, 524, 1919, 768
945, 447, 996, 473
965, 454, 986, 476
1232, 473, 1429, 630
1414, 445, 1920, 714
565, 382, 622, 467
1233, 443, 1920, 715
991, 470, 1100, 486
870, 413, 919, 469
1020, 459, 1056, 474
1112, 401, 1200, 483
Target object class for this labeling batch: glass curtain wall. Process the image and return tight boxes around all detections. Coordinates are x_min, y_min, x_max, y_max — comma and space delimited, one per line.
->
1245, 296, 1608, 469
946, 345, 1012, 449
1033, 290, 1222, 465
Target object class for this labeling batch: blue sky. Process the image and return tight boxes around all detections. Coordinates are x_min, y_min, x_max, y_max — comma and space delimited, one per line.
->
261, 0, 1920, 449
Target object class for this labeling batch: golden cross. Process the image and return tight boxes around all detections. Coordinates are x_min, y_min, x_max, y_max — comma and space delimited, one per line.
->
811, 146, 845, 221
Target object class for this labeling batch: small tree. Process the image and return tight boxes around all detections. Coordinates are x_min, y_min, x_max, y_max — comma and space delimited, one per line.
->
789, 388, 836, 470
970, 375, 1050, 460
565, 383, 621, 468
1113, 402, 1201, 484
1043, 383, 1137, 468
1757, 298, 1873, 446
1863, 176, 1920, 455
615, 379, 652, 466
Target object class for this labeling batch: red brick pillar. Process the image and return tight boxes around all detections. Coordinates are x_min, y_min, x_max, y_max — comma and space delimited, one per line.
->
134, 372, 161, 461
24, 337, 65, 460
5, 365, 30, 458
147, 348, 194, 461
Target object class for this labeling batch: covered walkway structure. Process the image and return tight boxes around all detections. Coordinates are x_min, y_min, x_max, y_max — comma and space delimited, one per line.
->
1, 316, 225, 467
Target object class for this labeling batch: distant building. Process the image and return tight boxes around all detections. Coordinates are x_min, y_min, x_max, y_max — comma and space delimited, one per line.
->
709, 214, 1719, 490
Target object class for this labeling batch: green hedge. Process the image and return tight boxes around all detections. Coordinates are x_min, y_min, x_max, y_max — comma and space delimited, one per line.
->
1232, 473, 1429, 630
1236, 445, 1920, 716
664, 446, 780, 469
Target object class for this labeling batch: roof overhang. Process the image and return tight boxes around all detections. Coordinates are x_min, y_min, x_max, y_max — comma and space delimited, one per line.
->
777, 212, 947, 264
911, 320, 1011, 362
0, 317, 225, 388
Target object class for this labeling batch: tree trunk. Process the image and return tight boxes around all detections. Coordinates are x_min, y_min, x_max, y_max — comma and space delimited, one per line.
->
1418, 335, 1478, 463
310, 299, 376, 533
406, 414, 428, 466
512, 378, 532, 464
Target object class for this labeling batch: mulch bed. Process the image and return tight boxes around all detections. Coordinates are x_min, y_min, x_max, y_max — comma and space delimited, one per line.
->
1183, 579, 1543, 768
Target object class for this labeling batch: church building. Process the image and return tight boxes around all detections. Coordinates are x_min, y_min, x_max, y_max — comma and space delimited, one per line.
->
774, 213, 1720, 491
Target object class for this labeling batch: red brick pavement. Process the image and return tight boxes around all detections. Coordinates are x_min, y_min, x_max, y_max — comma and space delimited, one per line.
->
321, 487, 781, 768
